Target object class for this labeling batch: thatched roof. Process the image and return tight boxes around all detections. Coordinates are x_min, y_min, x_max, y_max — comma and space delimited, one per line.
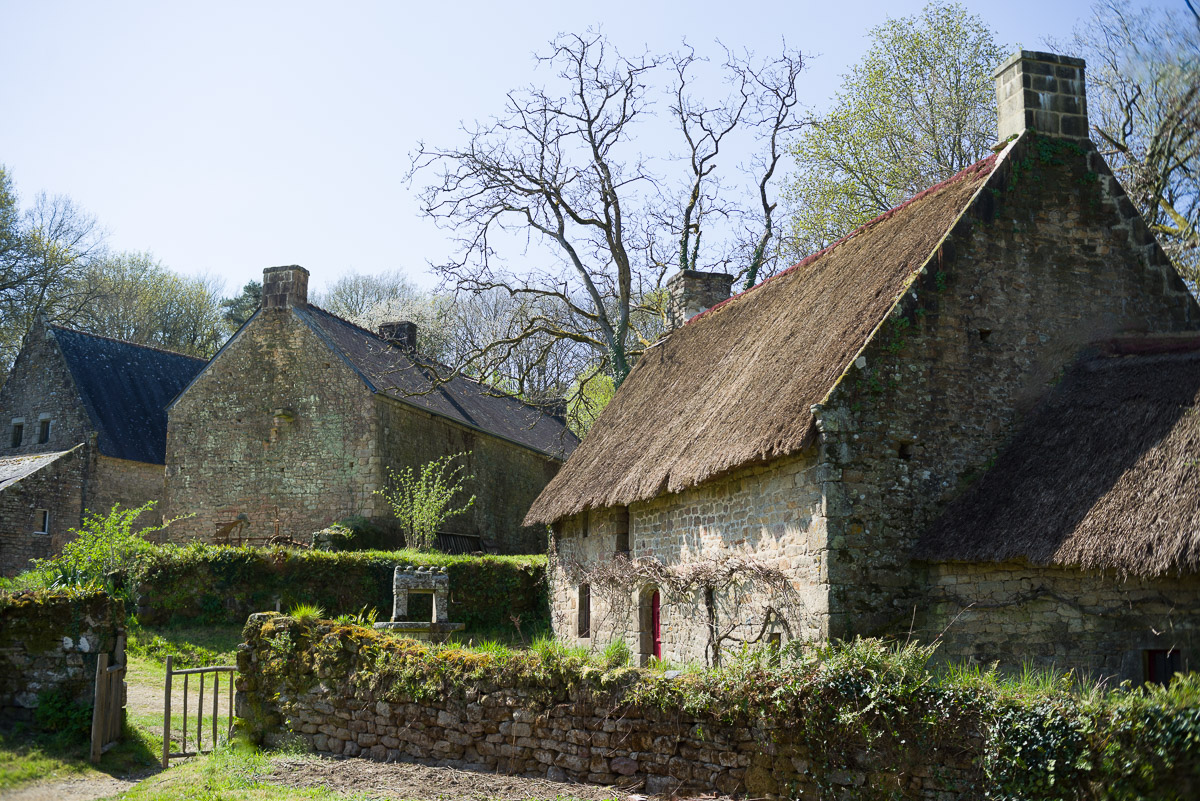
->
525, 152, 1000, 525
915, 349, 1200, 578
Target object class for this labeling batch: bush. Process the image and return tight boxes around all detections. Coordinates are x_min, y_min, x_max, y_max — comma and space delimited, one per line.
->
120, 545, 547, 633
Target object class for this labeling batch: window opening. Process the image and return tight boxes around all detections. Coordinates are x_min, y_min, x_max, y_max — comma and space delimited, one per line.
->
768, 632, 782, 665
37, 419, 51, 444
978, 329, 992, 343
577, 584, 591, 638
1145, 649, 1182, 685
10, 422, 22, 448
34, 509, 49, 534
897, 441, 913, 460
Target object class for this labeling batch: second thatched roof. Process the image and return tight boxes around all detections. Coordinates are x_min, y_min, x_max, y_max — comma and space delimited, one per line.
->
915, 348, 1200, 578
525, 151, 1001, 525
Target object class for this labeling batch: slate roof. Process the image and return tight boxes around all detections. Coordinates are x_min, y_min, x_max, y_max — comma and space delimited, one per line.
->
915, 348, 1200, 578
0, 449, 77, 491
295, 306, 579, 460
51, 327, 208, 464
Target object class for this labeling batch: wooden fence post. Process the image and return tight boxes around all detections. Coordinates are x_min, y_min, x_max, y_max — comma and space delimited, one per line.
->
89, 652, 109, 763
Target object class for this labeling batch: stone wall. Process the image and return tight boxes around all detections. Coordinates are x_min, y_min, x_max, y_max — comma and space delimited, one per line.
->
814, 132, 1199, 640
552, 451, 827, 665
238, 615, 984, 799
87, 453, 166, 522
0, 322, 94, 459
0, 589, 124, 728
0, 446, 85, 576
917, 561, 1200, 682
165, 308, 378, 544
376, 396, 560, 554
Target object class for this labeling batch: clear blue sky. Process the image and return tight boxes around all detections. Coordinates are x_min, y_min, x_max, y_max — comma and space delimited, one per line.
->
0, 1, 1184, 295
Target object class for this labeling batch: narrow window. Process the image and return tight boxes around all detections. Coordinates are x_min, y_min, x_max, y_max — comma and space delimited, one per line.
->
614, 506, 630, 555
10, 422, 22, 448
34, 509, 49, 534
768, 632, 783, 666
897, 442, 913, 460
1145, 649, 1182, 685
577, 584, 591, 638
978, 329, 992, 343
581, 510, 589, 538
37, 418, 51, 444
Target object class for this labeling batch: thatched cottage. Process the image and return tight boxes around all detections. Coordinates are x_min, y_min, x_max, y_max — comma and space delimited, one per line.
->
526, 51, 1200, 683
164, 266, 578, 553
0, 320, 206, 575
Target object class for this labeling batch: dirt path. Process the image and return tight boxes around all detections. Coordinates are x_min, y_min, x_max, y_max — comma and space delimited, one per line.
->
124, 657, 234, 752
0, 774, 140, 801
265, 755, 626, 800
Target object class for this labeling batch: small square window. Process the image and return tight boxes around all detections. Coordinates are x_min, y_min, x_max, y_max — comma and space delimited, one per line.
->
10, 422, 23, 448
34, 509, 49, 534
37, 419, 51, 444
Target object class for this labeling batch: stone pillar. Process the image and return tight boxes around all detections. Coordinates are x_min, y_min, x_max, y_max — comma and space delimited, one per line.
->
994, 51, 1088, 141
262, 265, 310, 309
666, 270, 735, 330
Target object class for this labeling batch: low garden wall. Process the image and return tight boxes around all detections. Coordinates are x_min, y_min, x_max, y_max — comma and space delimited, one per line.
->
0, 589, 124, 730
125, 546, 547, 632
237, 614, 1200, 800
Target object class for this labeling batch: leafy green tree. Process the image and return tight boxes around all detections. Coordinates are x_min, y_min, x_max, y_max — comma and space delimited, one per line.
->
220, 280, 261, 334
375, 453, 476, 552
75, 252, 226, 357
785, 2, 1006, 256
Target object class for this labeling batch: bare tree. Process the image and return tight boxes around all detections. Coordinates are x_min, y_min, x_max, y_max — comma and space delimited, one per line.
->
1057, 0, 1200, 283
410, 32, 805, 388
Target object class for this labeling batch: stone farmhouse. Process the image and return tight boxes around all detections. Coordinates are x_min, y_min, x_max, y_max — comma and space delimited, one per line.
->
164, 265, 578, 553
0, 320, 206, 575
527, 51, 1200, 683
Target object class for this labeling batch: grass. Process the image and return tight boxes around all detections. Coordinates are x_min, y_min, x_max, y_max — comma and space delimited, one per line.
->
0, 719, 159, 793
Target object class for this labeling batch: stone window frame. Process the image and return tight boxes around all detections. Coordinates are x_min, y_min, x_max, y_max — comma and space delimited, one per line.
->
36, 414, 51, 444
9, 418, 23, 448
33, 508, 49, 535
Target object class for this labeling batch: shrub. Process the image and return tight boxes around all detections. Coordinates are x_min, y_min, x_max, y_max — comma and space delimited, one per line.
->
375, 453, 476, 552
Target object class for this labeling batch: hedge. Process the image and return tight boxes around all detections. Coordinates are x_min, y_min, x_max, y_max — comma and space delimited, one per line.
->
124, 544, 547, 632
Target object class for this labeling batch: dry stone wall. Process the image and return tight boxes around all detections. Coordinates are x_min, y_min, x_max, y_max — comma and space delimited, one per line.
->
0, 589, 123, 727
238, 615, 983, 799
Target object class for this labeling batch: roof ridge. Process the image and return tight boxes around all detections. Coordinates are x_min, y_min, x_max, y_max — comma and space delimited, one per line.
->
688, 151, 1002, 325
47, 323, 210, 363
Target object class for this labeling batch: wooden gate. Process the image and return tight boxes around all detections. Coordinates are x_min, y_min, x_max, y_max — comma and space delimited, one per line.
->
90, 629, 127, 762
161, 655, 236, 767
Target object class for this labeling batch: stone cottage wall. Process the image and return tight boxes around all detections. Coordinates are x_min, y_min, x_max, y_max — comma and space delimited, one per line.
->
0, 446, 85, 576
552, 450, 828, 665
815, 133, 1199, 640
165, 308, 377, 544
87, 453, 166, 522
375, 397, 560, 554
917, 561, 1200, 682
0, 590, 123, 727
0, 323, 95, 458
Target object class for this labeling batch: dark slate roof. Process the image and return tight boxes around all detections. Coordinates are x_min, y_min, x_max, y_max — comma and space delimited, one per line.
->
0, 449, 77, 491
51, 327, 208, 464
296, 305, 579, 460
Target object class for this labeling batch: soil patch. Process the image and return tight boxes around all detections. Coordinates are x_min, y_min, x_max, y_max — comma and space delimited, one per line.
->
265, 755, 624, 800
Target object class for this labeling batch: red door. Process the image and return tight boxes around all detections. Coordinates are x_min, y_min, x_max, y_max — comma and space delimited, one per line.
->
651, 590, 662, 661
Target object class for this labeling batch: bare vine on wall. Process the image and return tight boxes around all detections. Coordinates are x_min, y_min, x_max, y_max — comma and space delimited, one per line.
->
550, 535, 813, 666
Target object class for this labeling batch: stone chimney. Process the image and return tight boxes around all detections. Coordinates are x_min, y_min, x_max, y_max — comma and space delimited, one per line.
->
666, 270, 734, 330
994, 51, 1088, 141
262, 266, 310, 308
378, 321, 418, 349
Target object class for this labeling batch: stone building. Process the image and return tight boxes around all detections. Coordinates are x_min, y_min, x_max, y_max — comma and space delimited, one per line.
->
526, 51, 1200, 682
0, 320, 206, 575
164, 265, 578, 553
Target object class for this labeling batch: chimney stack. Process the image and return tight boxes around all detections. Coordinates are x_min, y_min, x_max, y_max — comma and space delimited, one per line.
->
379, 321, 418, 350
994, 51, 1088, 141
666, 270, 734, 330
262, 266, 310, 308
